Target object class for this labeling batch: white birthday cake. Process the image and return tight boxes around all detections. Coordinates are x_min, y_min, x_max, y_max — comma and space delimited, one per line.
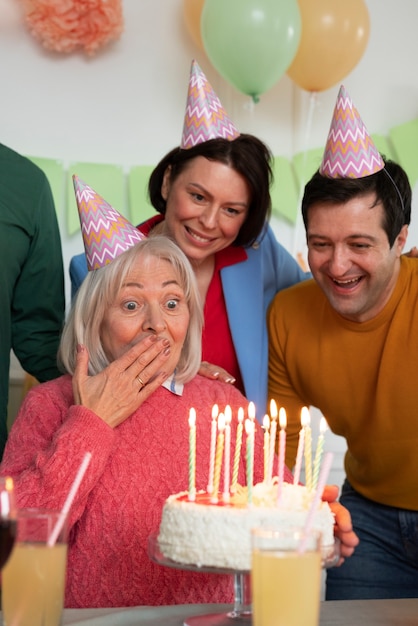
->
158, 480, 335, 571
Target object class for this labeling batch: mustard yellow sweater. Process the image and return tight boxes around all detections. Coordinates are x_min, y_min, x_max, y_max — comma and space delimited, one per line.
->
268, 256, 418, 509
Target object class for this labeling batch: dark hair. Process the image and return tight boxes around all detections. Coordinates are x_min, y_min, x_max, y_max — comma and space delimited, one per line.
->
301, 158, 412, 248
148, 134, 273, 247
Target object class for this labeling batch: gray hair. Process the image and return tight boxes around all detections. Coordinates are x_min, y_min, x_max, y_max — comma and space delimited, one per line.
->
58, 235, 203, 383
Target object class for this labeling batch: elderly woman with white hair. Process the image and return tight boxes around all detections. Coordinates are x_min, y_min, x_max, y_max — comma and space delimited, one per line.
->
0, 230, 278, 608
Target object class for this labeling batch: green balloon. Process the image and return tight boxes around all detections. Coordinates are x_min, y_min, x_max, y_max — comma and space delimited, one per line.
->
201, 0, 301, 102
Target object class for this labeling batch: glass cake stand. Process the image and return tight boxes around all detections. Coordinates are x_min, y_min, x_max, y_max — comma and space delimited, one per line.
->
148, 533, 340, 626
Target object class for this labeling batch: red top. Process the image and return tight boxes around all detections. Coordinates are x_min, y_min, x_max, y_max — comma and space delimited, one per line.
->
139, 216, 247, 391
1, 374, 294, 607
202, 245, 246, 392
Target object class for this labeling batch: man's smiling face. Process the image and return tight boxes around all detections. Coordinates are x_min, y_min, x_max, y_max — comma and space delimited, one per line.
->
306, 192, 408, 322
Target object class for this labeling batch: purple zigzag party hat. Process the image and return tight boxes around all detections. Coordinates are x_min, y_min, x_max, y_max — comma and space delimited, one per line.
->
319, 85, 384, 178
181, 59, 240, 149
73, 175, 145, 271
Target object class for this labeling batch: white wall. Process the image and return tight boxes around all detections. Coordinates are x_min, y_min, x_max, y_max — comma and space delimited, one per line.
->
3, 0, 418, 486
2, 0, 418, 287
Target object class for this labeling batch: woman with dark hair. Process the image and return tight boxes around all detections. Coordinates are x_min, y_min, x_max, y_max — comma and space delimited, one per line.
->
143, 132, 306, 419
70, 62, 307, 420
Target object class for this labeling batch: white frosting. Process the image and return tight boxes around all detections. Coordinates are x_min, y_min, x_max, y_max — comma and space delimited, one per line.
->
158, 481, 335, 571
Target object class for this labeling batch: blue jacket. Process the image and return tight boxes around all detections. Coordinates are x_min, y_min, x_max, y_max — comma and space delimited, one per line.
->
69, 225, 308, 420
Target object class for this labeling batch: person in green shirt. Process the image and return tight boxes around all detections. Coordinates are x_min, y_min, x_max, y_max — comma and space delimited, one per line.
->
0, 142, 65, 458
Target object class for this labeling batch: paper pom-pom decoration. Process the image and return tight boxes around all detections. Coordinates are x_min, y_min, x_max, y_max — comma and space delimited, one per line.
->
20, 0, 124, 55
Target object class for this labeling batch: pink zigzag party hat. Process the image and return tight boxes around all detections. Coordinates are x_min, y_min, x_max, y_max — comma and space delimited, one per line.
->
319, 85, 384, 178
181, 59, 240, 149
73, 175, 145, 271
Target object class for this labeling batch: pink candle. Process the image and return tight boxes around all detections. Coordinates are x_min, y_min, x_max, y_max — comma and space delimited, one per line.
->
277, 408, 287, 502
223, 406, 232, 502
188, 408, 196, 501
268, 399, 278, 483
263, 415, 270, 483
245, 418, 254, 506
248, 401, 256, 477
231, 407, 244, 493
303, 407, 313, 491
293, 408, 308, 485
207, 404, 218, 494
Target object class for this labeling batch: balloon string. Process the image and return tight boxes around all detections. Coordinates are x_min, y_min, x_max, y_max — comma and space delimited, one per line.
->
243, 95, 255, 123
291, 90, 318, 260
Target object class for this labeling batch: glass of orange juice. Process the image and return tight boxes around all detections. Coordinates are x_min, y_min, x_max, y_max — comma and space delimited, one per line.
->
252, 527, 322, 626
2, 508, 68, 626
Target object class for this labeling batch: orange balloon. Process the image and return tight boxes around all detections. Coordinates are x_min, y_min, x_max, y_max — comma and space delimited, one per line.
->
286, 0, 370, 92
183, 0, 205, 51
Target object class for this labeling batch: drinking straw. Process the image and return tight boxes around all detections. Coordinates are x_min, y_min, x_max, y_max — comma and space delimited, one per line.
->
47, 452, 92, 547
298, 451, 333, 553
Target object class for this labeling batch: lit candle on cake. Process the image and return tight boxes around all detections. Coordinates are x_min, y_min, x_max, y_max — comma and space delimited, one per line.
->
263, 415, 270, 483
248, 401, 256, 476
211, 413, 225, 504
268, 399, 278, 484
277, 407, 287, 502
245, 418, 254, 506
248, 401, 256, 422
223, 406, 232, 502
188, 408, 196, 501
231, 407, 244, 493
207, 404, 218, 494
312, 416, 328, 490
293, 408, 307, 485
303, 406, 313, 491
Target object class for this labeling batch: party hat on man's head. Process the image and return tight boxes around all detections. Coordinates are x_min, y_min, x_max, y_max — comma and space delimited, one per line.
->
180, 59, 240, 149
73, 175, 145, 271
319, 85, 384, 179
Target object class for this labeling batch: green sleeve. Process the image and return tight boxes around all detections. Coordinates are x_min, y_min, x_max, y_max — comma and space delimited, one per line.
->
11, 173, 65, 381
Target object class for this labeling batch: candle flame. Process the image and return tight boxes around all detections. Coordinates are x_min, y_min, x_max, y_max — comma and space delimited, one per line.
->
279, 407, 287, 429
320, 416, 328, 433
188, 407, 196, 428
224, 404, 232, 424
237, 407, 244, 424
217, 413, 226, 431
263, 414, 270, 431
269, 399, 278, 419
248, 401, 256, 421
211, 404, 219, 420
301, 406, 310, 427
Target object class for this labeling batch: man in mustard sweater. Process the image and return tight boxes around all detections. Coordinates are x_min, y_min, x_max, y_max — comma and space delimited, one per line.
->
268, 87, 418, 600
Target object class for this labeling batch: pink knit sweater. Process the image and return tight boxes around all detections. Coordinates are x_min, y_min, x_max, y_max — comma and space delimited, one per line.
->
1, 374, 293, 607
